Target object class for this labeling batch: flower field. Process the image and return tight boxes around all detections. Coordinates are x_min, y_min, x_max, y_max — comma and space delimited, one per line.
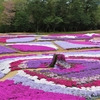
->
0, 33, 100, 100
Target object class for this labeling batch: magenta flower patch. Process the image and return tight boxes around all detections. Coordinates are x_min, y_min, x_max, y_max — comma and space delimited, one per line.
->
0, 37, 11, 43
9, 45, 56, 51
7, 42, 58, 52
0, 80, 85, 100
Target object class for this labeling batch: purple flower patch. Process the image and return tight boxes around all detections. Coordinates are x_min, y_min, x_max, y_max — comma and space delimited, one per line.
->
0, 45, 16, 54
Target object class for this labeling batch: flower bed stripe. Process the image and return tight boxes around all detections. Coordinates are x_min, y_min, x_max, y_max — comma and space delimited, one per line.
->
0, 38, 7, 42
67, 40, 96, 45
8, 45, 57, 51
24, 70, 77, 87
77, 80, 100, 88
0, 45, 16, 54
83, 33, 100, 37
10, 58, 51, 70
6, 37, 35, 43
0, 80, 85, 100
7, 42, 58, 52
49, 33, 100, 38
54, 41, 100, 49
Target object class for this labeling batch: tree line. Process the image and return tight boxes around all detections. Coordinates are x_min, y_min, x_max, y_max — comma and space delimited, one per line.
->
0, 0, 100, 32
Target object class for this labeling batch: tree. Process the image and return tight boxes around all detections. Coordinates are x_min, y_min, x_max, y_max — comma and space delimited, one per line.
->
1, 0, 15, 25
81, 0, 99, 30
0, 0, 15, 32
0, 0, 99, 32
44, 16, 63, 31
55, 0, 71, 31
27, 0, 47, 32
13, 0, 28, 11
95, 5, 100, 29
13, 11, 29, 32
0, 0, 4, 24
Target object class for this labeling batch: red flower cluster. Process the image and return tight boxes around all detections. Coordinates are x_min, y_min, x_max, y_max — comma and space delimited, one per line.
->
77, 80, 100, 88
10, 60, 25, 71
24, 70, 77, 87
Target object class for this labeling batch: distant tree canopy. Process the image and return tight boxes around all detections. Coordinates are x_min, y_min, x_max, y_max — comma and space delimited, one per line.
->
0, 0, 100, 32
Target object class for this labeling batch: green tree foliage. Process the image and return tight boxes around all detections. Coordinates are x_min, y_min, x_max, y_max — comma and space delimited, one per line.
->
13, 0, 28, 11
0, 0, 4, 15
95, 5, 100, 29
13, 11, 29, 32
0, 0, 4, 25
0, 0, 99, 32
